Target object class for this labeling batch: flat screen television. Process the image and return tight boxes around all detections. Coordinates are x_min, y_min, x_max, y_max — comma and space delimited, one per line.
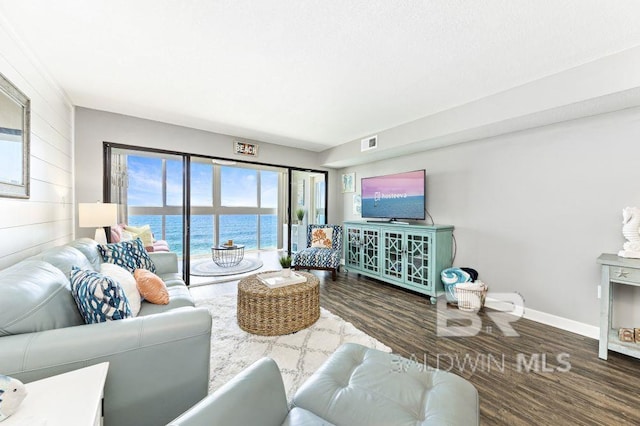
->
361, 170, 426, 221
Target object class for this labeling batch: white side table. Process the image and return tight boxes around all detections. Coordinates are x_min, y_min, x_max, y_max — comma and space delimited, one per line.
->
4, 362, 109, 426
597, 254, 640, 360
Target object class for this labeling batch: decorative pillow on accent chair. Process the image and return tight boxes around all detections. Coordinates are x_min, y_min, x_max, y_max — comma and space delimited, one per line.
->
98, 238, 156, 274
310, 227, 333, 248
134, 269, 170, 305
69, 267, 132, 324
100, 263, 142, 316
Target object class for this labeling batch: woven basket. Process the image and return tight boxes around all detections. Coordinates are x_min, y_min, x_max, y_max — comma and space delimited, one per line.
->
455, 282, 488, 312
237, 271, 320, 336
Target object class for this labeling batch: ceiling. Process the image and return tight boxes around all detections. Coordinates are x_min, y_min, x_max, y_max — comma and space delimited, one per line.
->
1, 0, 640, 152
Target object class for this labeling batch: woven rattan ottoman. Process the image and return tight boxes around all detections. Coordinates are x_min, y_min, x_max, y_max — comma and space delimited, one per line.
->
237, 271, 320, 336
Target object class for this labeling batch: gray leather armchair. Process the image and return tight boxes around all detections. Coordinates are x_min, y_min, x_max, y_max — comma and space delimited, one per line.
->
169, 358, 292, 426
169, 343, 479, 426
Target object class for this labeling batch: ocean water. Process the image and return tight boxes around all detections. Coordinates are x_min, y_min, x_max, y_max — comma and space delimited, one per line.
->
128, 214, 277, 256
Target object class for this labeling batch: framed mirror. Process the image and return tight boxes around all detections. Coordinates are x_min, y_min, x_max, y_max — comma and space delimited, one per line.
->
0, 72, 30, 198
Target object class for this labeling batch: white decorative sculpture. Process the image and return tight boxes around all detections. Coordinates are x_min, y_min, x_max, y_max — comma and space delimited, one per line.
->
0, 375, 27, 422
618, 207, 640, 258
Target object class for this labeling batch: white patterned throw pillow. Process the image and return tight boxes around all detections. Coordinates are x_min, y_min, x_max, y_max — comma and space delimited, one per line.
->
100, 263, 141, 316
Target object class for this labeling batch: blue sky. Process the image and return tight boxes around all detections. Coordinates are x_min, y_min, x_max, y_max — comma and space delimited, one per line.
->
127, 155, 278, 207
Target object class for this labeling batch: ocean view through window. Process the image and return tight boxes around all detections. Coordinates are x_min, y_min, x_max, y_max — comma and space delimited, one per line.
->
129, 214, 277, 257
122, 154, 282, 258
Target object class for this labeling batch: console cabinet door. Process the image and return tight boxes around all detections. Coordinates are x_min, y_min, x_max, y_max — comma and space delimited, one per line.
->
345, 225, 380, 274
361, 227, 380, 274
405, 232, 432, 290
381, 229, 404, 283
345, 226, 362, 270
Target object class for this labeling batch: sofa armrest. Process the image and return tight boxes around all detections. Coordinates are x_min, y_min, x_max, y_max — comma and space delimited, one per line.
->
0, 307, 212, 426
168, 358, 289, 426
149, 251, 179, 274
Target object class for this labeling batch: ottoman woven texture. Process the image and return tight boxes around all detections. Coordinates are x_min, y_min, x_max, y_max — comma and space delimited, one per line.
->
237, 271, 320, 336
292, 343, 479, 426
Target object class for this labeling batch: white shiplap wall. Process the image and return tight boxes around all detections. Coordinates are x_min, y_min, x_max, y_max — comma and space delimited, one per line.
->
0, 18, 74, 270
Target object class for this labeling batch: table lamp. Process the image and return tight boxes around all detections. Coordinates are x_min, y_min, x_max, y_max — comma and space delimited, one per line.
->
78, 202, 118, 244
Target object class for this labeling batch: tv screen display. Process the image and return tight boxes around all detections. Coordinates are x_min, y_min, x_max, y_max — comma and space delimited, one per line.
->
361, 170, 425, 220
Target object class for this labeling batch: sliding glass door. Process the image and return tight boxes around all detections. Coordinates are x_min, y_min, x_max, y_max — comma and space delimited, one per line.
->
289, 170, 327, 253
105, 143, 316, 284
107, 146, 187, 259
189, 158, 284, 261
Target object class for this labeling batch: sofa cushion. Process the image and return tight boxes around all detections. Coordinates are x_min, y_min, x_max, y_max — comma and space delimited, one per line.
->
31, 245, 94, 277
0, 260, 83, 336
70, 268, 133, 324
293, 247, 341, 269
68, 238, 102, 271
100, 263, 142, 316
98, 239, 156, 274
137, 284, 194, 316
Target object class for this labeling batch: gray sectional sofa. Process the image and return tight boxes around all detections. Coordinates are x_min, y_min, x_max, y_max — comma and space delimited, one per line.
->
0, 238, 212, 426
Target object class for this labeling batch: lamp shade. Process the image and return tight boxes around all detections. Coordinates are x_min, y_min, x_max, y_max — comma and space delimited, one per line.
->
78, 203, 118, 227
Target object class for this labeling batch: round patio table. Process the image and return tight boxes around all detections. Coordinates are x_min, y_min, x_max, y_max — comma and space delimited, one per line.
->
211, 244, 245, 267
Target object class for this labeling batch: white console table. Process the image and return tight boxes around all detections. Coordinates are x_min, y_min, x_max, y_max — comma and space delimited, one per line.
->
597, 254, 640, 360
4, 362, 109, 426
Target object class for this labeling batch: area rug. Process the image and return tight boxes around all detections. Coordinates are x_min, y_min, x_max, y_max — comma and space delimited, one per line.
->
191, 257, 264, 277
195, 294, 391, 398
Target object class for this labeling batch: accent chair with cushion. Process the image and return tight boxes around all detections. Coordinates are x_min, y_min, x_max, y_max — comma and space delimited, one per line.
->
169, 343, 479, 426
293, 224, 343, 280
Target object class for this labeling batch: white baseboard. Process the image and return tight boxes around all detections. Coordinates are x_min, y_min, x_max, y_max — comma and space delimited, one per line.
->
485, 298, 599, 340
522, 307, 599, 340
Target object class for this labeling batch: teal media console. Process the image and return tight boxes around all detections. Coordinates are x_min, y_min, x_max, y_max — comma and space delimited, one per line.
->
343, 221, 454, 303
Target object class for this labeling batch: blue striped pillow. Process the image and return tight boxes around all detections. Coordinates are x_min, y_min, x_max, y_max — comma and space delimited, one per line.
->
69, 267, 132, 324
98, 238, 156, 274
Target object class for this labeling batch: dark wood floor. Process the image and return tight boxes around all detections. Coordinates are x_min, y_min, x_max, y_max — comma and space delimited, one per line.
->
317, 271, 640, 425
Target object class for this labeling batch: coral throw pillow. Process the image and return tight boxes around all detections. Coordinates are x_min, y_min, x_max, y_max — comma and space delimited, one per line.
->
311, 227, 333, 248
134, 269, 169, 305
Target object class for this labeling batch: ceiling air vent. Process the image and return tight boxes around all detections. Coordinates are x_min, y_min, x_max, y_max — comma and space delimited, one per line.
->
361, 135, 378, 152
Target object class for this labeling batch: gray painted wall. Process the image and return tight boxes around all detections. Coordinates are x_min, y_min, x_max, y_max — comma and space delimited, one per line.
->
320, 46, 640, 169
338, 106, 640, 329
0, 19, 74, 269
74, 107, 336, 239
